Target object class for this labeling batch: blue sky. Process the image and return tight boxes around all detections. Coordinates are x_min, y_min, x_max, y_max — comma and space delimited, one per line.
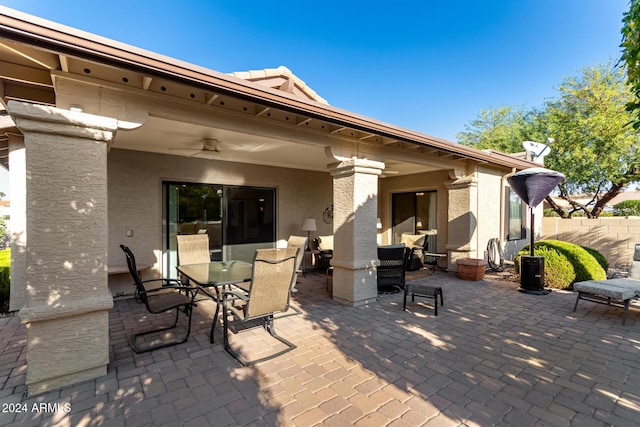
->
0, 0, 630, 196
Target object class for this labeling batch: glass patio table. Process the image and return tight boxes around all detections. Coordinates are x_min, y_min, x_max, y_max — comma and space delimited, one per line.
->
176, 260, 253, 343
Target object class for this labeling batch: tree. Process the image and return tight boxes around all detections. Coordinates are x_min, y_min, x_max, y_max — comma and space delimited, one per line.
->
543, 63, 640, 217
457, 63, 640, 218
457, 105, 541, 153
621, 0, 640, 129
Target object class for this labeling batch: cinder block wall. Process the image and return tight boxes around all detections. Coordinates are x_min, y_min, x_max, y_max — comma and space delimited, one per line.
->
541, 217, 640, 266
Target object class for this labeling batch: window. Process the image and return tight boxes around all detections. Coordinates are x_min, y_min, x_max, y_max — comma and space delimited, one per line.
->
506, 186, 526, 241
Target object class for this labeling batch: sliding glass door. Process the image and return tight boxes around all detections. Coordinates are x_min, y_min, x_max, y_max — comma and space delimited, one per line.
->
392, 190, 437, 252
164, 182, 275, 278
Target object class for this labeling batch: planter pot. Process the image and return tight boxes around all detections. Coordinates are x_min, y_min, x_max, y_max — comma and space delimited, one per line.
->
456, 258, 487, 281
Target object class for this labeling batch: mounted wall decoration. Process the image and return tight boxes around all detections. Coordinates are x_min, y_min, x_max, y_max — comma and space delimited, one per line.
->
322, 205, 333, 224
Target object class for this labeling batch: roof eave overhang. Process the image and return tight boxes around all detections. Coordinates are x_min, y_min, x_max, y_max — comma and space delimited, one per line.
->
0, 6, 537, 171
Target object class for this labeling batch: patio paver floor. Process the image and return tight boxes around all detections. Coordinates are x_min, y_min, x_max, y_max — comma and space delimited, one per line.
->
0, 270, 639, 426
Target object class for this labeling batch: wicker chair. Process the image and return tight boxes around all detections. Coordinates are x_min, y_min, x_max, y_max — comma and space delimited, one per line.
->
222, 247, 299, 366
377, 244, 408, 293
120, 244, 197, 353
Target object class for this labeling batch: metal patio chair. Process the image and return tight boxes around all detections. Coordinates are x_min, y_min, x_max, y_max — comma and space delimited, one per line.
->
222, 247, 299, 366
286, 235, 307, 291
177, 234, 211, 266
120, 244, 197, 353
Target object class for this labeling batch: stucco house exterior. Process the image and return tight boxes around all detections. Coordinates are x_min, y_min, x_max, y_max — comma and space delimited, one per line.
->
0, 7, 540, 395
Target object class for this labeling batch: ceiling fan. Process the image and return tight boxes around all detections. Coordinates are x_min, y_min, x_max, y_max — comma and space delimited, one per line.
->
380, 169, 399, 178
169, 138, 221, 159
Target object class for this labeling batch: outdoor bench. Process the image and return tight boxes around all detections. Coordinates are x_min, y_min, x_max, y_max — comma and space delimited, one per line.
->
403, 283, 443, 315
573, 278, 640, 325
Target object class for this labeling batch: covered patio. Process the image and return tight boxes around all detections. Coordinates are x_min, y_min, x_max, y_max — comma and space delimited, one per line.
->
1, 271, 639, 426
0, 7, 549, 395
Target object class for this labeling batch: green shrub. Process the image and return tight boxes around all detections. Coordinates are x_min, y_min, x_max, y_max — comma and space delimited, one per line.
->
613, 199, 640, 216
515, 246, 576, 289
581, 246, 609, 272
515, 240, 606, 290
0, 248, 9, 268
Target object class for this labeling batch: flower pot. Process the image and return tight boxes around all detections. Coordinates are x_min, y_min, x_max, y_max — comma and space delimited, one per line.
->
456, 258, 487, 281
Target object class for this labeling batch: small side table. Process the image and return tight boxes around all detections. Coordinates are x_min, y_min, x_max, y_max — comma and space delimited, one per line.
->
423, 252, 447, 272
303, 250, 320, 276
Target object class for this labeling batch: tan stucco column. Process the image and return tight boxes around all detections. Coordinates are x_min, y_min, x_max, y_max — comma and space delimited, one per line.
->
7, 101, 116, 395
445, 174, 479, 270
8, 134, 26, 312
329, 157, 383, 307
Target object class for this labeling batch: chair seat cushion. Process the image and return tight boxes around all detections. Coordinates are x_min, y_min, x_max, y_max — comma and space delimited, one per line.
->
148, 292, 193, 313
573, 278, 640, 301
405, 283, 441, 296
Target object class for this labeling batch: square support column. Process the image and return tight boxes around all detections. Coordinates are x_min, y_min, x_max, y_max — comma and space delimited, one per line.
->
329, 158, 383, 306
445, 175, 479, 270
7, 101, 117, 395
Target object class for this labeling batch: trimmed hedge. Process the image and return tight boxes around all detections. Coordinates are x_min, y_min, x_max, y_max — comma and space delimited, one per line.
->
613, 199, 640, 216
581, 246, 609, 272
515, 240, 606, 290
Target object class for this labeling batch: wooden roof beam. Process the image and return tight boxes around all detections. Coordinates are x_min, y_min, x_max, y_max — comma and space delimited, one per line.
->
142, 76, 153, 90
255, 106, 269, 116
359, 133, 377, 141
331, 126, 347, 134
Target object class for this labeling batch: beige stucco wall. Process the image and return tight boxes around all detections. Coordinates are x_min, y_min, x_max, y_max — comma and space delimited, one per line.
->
107, 148, 333, 296
541, 217, 640, 266
475, 166, 503, 258
475, 165, 533, 260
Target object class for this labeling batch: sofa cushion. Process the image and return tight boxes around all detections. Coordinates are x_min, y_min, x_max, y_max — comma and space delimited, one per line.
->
317, 235, 334, 251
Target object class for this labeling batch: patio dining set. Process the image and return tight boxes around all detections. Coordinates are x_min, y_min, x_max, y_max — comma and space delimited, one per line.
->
119, 232, 447, 366
120, 234, 301, 367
